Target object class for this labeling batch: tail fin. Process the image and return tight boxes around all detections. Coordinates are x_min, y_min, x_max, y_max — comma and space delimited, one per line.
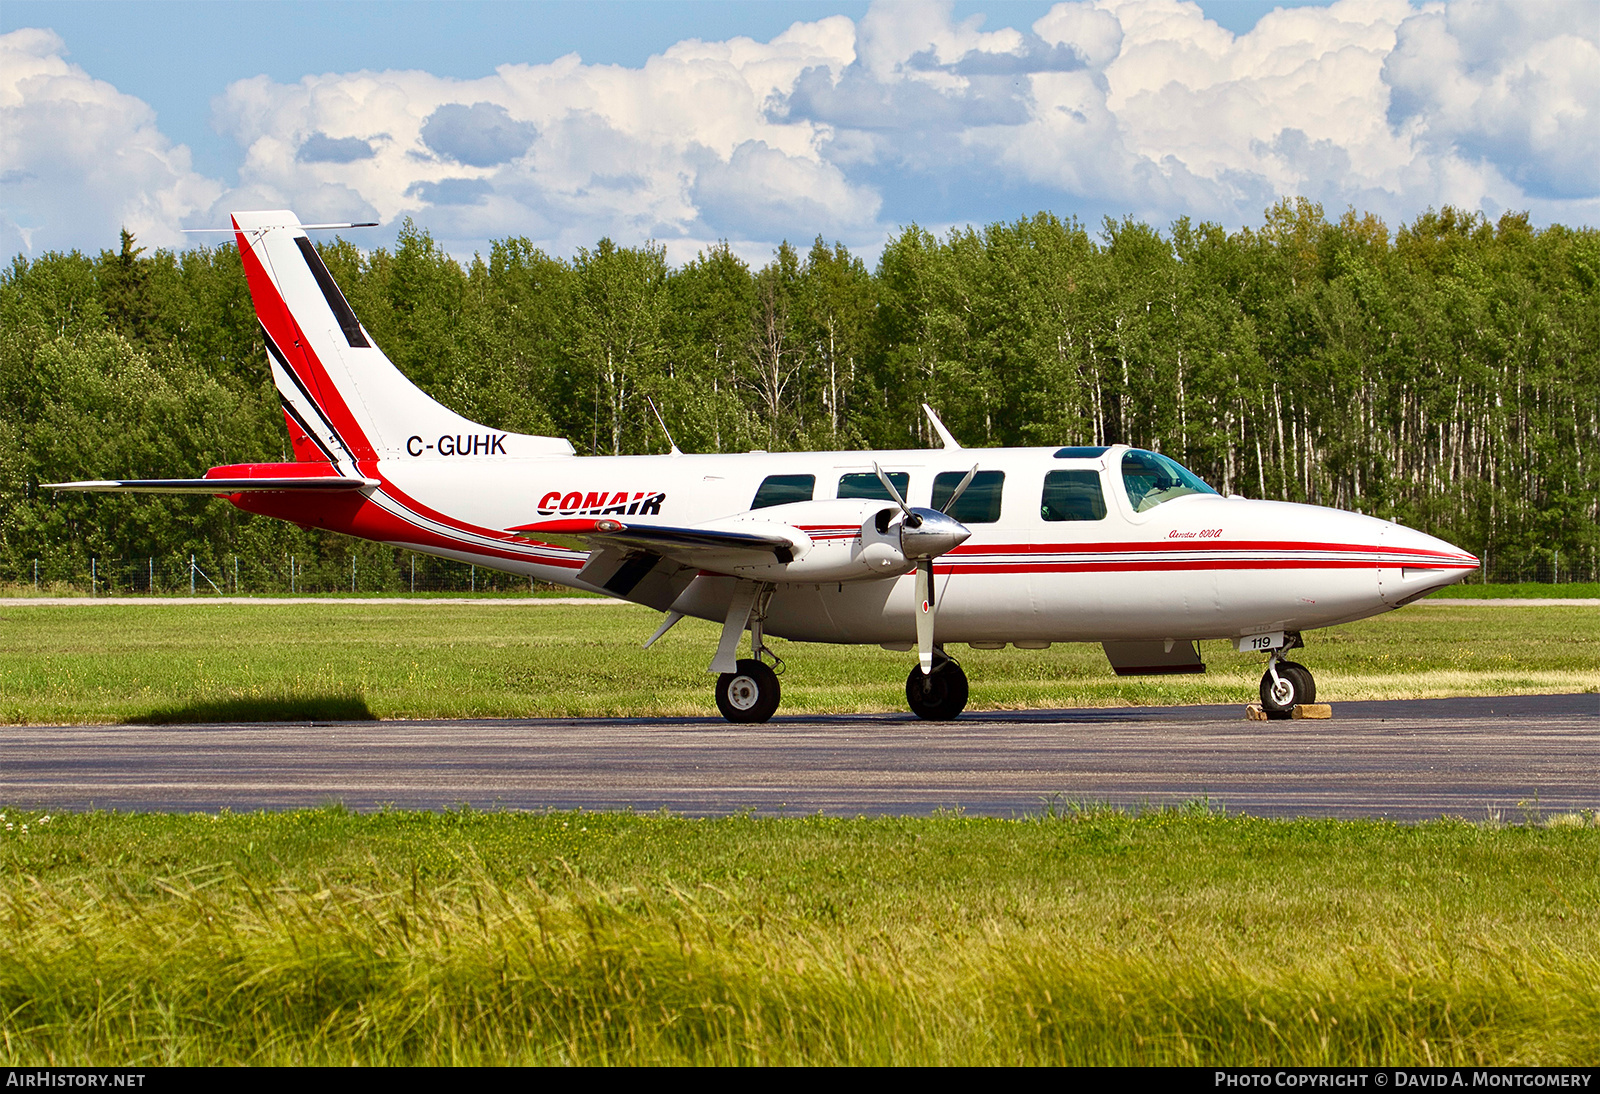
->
232, 210, 573, 471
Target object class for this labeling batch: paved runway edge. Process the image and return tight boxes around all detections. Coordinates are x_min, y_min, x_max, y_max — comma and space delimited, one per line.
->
4, 693, 1595, 821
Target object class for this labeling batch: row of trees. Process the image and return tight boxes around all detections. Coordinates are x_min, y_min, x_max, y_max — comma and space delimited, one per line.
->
3, 198, 1596, 589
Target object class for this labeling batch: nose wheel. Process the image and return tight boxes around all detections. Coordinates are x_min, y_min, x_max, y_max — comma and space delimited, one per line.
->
906, 656, 969, 720
1259, 659, 1316, 718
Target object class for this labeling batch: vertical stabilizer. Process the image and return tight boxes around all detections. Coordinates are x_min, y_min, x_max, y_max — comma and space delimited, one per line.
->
231, 210, 574, 471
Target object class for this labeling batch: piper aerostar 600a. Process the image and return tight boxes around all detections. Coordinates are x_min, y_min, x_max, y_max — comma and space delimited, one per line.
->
49, 211, 1481, 723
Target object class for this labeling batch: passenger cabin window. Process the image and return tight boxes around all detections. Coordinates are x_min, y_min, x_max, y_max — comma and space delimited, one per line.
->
933, 470, 1005, 523
1041, 470, 1107, 521
750, 474, 815, 510
1053, 446, 1108, 459
838, 471, 909, 501
1120, 450, 1218, 512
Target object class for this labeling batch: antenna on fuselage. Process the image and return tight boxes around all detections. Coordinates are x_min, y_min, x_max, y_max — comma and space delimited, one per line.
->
647, 397, 683, 456
922, 404, 962, 449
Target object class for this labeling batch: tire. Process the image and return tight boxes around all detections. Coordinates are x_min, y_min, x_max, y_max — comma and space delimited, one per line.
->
1279, 661, 1316, 705
716, 658, 781, 723
906, 659, 969, 721
1259, 660, 1314, 718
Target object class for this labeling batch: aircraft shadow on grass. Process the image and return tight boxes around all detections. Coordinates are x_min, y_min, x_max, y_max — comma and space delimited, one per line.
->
128, 694, 376, 725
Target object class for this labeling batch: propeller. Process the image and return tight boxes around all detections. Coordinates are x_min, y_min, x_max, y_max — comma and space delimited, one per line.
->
874, 462, 978, 674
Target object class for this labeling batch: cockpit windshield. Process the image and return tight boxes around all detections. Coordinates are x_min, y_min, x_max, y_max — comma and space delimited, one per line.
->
1120, 450, 1218, 512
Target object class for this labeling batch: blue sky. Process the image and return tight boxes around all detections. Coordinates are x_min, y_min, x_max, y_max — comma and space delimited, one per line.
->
3, 1, 1596, 264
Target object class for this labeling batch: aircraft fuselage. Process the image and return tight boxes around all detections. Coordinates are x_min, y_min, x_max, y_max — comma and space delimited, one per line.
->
232, 442, 1476, 649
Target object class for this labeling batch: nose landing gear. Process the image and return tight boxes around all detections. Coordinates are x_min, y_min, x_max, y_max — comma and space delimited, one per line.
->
906, 650, 969, 720
1258, 640, 1316, 719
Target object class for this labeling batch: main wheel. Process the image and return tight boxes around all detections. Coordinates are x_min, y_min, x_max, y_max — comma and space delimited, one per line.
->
906, 659, 969, 721
1259, 660, 1315, 718
716, 658, 781, 723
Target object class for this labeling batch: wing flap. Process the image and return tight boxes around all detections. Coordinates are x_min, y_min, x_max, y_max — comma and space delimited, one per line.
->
510, 517, 806, 567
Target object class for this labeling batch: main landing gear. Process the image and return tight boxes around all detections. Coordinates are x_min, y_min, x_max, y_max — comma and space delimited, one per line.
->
716, 658, 781, 724
715, 588, 785, 724
1258, 636, 1316, 719
701, 579, 973, 725
717, 649, 971, 723
906, 650, 969, 721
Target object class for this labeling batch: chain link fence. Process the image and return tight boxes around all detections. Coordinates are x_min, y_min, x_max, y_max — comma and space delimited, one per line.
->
3, 551, 563, 596
1463, 549, 1597, 586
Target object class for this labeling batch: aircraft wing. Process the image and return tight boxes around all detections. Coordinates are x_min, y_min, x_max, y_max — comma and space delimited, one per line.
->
509, 517, 806, 567
44, 477, 377, 493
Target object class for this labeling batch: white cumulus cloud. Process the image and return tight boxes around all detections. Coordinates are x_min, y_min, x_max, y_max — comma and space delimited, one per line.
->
832, 0, 1598, 231
0, 28, 221, 257
1385, 0, 1599, 199
3, 2, 1596, 265
205, 15, 879, 263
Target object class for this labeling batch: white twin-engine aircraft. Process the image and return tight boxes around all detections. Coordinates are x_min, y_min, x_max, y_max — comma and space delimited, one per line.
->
51, 212, 1481, 723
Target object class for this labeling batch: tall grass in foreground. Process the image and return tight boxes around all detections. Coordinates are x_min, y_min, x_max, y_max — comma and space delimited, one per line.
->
2, 809, 1596, 1065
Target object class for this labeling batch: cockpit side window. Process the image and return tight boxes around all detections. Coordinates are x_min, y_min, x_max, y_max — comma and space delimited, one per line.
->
933, 470, 1004, 523
1120, 450, 1217, 512
751, 474, 815, 510
838, 471, 909, 501
1041, 470, 1107, 521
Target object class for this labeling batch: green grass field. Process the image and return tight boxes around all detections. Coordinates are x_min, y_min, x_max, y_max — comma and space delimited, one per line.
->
1, 807, 1596, 1066
3, 599, 1596, 1065
0, 599, 1595, 724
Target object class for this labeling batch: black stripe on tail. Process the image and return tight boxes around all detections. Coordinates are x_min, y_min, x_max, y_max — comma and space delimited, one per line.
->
293, 237, 369, 349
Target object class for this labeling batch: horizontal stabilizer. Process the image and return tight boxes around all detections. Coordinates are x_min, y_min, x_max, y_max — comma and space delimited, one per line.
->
45, 477, 376, 494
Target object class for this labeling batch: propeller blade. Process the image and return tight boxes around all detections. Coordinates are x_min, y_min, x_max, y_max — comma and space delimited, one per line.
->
915, 560, 936, 675
873, 462, 914, 520
938, 464, 980, 515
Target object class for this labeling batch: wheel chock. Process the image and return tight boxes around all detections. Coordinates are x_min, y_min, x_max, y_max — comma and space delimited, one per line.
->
1246, 703, 1333, 721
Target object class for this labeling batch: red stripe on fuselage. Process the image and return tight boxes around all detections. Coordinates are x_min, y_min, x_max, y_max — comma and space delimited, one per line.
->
938, 558, 1477, 575
948, 539, 1474, 561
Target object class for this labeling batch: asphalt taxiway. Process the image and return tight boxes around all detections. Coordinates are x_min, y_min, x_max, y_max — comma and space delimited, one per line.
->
3, 693, 1595, 820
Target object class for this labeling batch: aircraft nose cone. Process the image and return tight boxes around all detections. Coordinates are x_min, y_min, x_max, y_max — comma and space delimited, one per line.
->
900, 508, 971, 560
1387, 521, 1480, 566
1377, 521, 1481, 603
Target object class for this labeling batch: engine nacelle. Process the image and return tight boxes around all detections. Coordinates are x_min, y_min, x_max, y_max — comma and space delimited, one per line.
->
719, 499, 970, 584
718, 498, 912, 583
856, 507, 911, 573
